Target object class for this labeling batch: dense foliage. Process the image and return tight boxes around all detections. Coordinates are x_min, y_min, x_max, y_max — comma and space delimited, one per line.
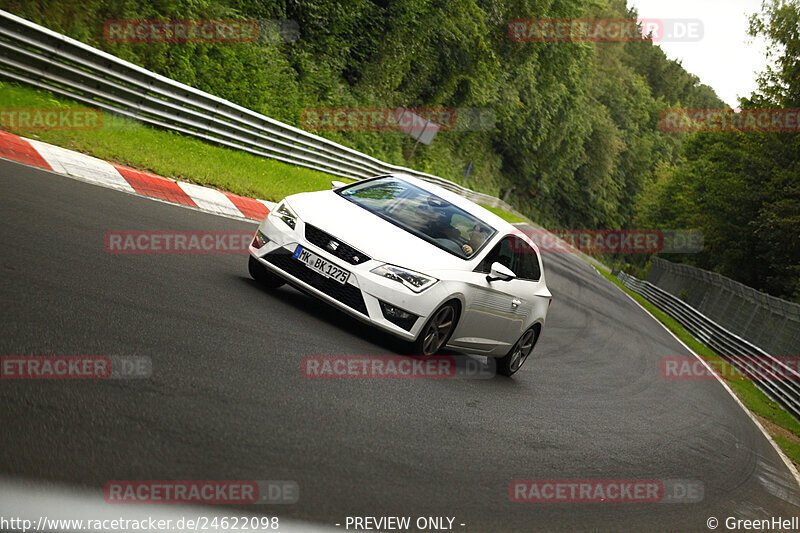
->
636, 0, 800, 301
3, 0, 796, 300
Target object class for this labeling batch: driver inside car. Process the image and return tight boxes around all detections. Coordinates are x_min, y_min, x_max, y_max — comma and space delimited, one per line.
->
467, 224, 488, 253
422, 209, 461, 241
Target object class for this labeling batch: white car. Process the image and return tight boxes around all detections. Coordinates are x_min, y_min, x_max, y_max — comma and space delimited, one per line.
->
248, 174, 551, 376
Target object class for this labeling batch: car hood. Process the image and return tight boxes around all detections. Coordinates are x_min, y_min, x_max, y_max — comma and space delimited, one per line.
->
285, 190, 474, 272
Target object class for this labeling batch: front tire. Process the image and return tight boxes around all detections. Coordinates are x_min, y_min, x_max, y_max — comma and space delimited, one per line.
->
497, 326, 540, 377
249, 255, 285, 289
411, 301, 459, 356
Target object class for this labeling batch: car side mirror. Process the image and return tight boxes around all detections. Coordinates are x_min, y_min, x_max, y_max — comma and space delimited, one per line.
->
331, 180, 347, 190
487, 262, 516, 282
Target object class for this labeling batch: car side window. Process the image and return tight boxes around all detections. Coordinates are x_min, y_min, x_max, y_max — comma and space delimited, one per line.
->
511, 236, 541, 281
477, 236, 514, 274
476, 235, 541, 281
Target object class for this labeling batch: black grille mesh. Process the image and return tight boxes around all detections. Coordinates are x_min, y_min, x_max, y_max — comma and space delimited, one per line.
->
264, 250, 368, 315
304, 224, 370, 265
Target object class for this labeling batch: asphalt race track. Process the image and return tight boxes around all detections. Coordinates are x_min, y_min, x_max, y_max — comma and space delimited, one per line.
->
2, 158, 799, 532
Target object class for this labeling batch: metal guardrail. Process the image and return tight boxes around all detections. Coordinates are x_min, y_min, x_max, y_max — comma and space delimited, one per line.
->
648, 257, 800, 358
616, 271, 800, 422
0, 10, 515, 212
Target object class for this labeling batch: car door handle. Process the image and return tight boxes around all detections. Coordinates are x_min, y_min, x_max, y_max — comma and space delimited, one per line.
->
511, 298, 522, 308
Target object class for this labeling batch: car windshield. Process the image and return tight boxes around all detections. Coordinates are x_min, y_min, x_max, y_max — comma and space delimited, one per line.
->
337, 176, 496, 259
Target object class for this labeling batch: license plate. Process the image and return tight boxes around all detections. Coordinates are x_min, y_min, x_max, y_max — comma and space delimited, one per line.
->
293, 245, 350, 285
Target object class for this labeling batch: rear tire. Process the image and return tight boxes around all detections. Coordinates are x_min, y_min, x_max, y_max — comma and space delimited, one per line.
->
249, 255, 285, 289
411, 301, 459, 356
497, 326, 540, 377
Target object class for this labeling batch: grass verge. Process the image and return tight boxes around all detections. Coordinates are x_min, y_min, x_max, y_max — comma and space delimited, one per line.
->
1, 83, 527, 221
478, 204, 528, 224
597, 267, 800, 467
0, 82, 346, 202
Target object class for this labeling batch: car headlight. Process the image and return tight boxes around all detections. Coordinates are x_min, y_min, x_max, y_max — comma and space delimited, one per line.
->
371, 264, 438, 293
272, 201, 298, 230
252, 230, 269, 249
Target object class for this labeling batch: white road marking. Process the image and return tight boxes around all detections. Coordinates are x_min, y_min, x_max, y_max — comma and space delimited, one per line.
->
176, 181, 246, 218
259, 198, 277, 210
27, 140, 135, 193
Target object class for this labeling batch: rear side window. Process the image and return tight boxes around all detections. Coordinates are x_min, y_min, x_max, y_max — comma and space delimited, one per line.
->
511, 236, 541, 281
476, 235, 541, 281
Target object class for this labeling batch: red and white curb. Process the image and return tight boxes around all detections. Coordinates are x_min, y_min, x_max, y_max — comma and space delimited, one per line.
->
0, 130, 275, 221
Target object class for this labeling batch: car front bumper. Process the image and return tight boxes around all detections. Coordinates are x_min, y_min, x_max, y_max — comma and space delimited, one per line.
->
249, 213, 452, 342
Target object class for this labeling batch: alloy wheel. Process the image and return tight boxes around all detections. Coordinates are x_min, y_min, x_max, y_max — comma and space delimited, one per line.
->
508, 329, 536, 372
421, 305, 456, 355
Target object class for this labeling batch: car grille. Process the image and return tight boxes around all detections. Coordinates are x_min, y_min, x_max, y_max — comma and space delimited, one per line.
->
264, 250, 368, 315
304, 224, 370, 265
